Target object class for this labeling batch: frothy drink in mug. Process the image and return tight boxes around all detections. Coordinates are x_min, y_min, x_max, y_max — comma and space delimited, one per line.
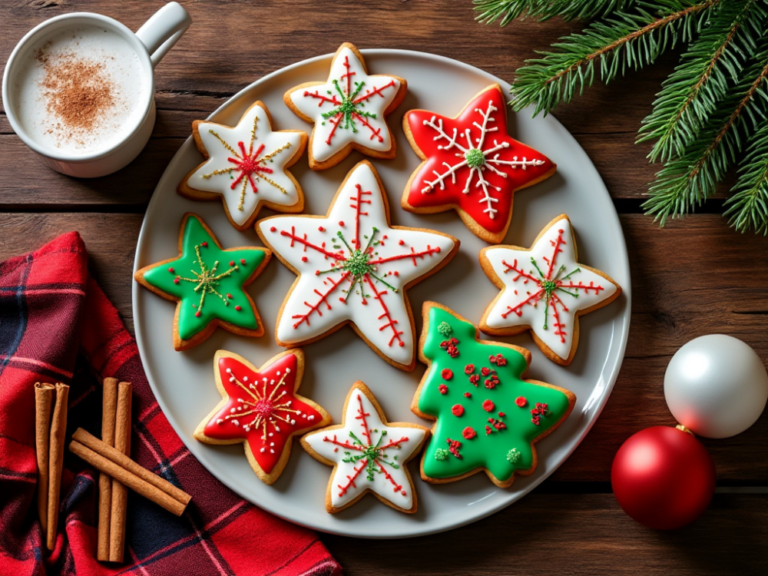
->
12, 24, 150, 157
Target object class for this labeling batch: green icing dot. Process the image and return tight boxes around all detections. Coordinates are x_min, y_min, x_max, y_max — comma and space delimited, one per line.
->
434, 448, 450, 461
437, 321, 453, 337
465, 148, 485, 168
506, 448, 521, 464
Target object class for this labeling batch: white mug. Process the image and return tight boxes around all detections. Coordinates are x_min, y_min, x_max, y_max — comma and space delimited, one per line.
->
2, 2, 191, 178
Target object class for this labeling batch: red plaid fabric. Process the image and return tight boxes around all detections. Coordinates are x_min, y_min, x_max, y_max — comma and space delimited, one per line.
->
0, 232, 341, 576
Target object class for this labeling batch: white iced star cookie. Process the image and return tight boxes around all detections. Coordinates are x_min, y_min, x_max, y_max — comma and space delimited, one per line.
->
256, 161, 459, 371
479, 214, 621, 365
179, 101, 307, 231
301, 382, 429, 514
283, 42, 407, 170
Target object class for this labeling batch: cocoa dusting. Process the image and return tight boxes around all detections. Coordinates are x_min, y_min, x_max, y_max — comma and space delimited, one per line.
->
36, 46, 115, 143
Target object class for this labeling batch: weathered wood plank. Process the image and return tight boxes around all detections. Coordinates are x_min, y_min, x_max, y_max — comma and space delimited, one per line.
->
1, 212, 765, 482
320, 494, 768, 575
0, 0, 678, 206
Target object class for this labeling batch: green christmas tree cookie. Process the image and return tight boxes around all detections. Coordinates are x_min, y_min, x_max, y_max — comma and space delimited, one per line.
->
134, 213, 271, 350
412, 302, 576, 488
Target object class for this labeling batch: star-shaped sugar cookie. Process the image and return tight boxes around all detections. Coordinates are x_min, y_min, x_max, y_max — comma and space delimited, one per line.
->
179, 101, 307, 231
302, 382, 428, 513
402, 85, 556, 243
194, 349, 330, 484
284, 42, 407, 170
479, 214, 621, 365
134, 214, 270, 350
256, 161, 459, 371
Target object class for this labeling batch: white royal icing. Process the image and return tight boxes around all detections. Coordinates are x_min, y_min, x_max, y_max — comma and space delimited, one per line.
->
288, 46, 400, 162
483, 217, 618, 360
303, 388, 425, 510
258, 162, 455, 367
186, 104, 303, 228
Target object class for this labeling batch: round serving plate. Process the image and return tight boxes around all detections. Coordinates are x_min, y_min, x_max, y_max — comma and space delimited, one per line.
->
132, 49, 631, 538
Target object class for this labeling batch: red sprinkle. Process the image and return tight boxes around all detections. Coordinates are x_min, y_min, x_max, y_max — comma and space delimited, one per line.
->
498, 412, 505, 417
464, 364, 475, 374
195, 311, 201, 317
226, 293, 233, 299
201, 242, 208, 247
173, 278, 179, 284
439, 384, 448, 395
168, 267, 174, 273
339, 220, 345, 226
318, 226, 325, 232
515, 396, 528, 407
399, 239, 405, 245
464, 392, 472, 398
302, 256, 308, 262
229, 261, 235, 266
481, 367, 491, 376
235, 305, 242, 311
240, 259, 246, 265
270, 226, 277, 232
482, 400, 495, 412
441, 368, 453, 380
462, 427, 476, 440
451, 404, 464, 417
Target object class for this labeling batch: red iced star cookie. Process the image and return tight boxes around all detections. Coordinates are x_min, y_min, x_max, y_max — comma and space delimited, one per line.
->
402, 84, 556, 244
194, 349, 330, 485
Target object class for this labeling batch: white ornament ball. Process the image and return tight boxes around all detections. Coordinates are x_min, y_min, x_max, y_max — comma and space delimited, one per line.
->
664, 335, 768, 438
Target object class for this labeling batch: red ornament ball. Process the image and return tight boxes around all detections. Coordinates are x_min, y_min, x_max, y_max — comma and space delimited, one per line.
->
611, 426, 715, 530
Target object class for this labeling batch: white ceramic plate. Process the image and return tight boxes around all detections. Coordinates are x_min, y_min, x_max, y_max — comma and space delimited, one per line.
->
132, 49, 631, 538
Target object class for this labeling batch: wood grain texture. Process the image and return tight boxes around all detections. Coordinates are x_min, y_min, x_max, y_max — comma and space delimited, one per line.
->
322, 494, 768, 575
0, 212, 765, 483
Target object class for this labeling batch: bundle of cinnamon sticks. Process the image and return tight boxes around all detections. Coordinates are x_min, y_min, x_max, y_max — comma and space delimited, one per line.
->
35, 378, 191, 563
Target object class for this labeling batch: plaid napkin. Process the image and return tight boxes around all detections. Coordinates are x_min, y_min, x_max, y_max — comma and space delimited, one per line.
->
0, 232, 341, 576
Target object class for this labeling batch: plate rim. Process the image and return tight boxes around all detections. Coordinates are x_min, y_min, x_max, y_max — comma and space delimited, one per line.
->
132, 47, 632, 538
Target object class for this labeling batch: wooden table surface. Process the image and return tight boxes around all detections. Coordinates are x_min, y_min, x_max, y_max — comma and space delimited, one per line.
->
2, 1, 766, 574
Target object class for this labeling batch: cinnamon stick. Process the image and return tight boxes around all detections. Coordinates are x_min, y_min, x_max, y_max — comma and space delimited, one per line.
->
46, 383, 69, 551
109, 381, 132, 563
71, 429, 191, 511
34, 383, 55, 535
69, 442, 187, 517
98, 378, 118, 561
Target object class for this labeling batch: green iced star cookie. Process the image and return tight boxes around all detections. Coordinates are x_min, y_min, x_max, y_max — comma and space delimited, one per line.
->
135, 213, 271, 350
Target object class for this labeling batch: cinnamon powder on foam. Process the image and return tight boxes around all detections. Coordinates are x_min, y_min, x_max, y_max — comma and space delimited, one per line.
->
36, 45, 117, 146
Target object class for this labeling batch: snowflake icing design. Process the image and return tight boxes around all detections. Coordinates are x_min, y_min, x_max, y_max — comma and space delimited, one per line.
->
404, 85, 555, 241
258, 162, 456, 369
287, 44, 403, 165
183, 102, 304, 229
196, 351, 328, 482
481, 216, 620, 362
303, 384, 426, 512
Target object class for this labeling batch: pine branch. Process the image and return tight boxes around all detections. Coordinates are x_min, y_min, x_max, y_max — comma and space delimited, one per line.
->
723, 122, 768, 234
510, 1, 719, 116
643, 49, 768, 225
638, 0, 767, 162
473, 0, 637, 24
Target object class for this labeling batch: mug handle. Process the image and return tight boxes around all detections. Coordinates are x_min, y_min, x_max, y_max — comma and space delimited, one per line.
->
135, 2, 191, 68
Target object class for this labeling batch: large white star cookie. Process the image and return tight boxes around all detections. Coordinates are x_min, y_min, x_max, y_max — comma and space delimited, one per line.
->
256, 161, 459, 371
479, 214, 621, 365
301, 382, 429, 514
179, 101, 307, 231
283, 42, 407, 170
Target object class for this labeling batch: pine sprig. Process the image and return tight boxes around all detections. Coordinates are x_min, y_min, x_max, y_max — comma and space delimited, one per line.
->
723, 123, 768, 234
510, 1, 718, 116
474, 0, 637, 24
638, 0, 767, 162
643, 50, 768, 224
